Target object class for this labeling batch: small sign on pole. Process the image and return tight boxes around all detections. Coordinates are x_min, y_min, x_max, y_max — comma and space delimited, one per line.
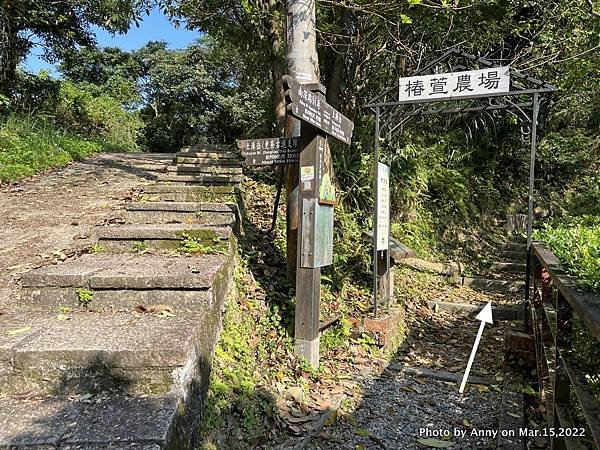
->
376, 163, 390, 251
398, 67, 510, 103
238, 137, 300, 166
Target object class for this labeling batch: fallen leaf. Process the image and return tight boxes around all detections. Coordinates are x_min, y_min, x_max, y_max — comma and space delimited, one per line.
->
354, 428, 371, 437
416, 437, 455, 448
6, 327, 32, 336
287, 386, 304, 403
56, 314, 71, 321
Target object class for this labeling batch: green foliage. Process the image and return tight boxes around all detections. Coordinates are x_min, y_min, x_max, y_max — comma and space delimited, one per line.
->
131, 241, 149, 253
0, 114, 112, 183
134, 38, 271, 150
0, 0, 149, 94
54, 81, 142, 150
199, 264, 291, 448
320, 317, 353, 352
76, 288, 94, 307
89, 244, 106, 254
534, 217, 600, 293
177, 233, 224, 255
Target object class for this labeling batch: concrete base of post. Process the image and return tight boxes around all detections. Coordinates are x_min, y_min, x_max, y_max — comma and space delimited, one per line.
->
295, 338, 320, 368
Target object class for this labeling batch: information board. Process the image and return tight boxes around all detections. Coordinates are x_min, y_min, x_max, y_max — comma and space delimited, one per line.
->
376, 162, 390, 251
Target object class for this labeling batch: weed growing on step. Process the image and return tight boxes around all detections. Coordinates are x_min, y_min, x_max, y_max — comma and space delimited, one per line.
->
57, 304, 72, 314
178, 233, 224, 255
131, 241, 149, 253
76, 288, 93, 307
89, 243, 106, 254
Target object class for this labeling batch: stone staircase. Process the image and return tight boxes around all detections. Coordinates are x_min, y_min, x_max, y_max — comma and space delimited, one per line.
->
0, 145, 243, 448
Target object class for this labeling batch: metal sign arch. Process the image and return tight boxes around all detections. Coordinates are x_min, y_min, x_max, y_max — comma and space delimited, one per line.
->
364, 48, 556, 315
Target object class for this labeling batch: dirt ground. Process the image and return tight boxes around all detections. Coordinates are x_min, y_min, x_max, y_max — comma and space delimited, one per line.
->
0, 153, 171, 309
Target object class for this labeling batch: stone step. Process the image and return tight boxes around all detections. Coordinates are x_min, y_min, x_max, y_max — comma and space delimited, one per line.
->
141, 184, 239, 203
0, 394, 185, 447
124, 201, 238, 227
21, 253, 232, 311
175, 156, 242, 165
96, 224, 233, 253
453, 276, 525, 293
489, 261, 527, 274
175, 152, 238, 160
0, 307, 220, 397
506, 242, 527, 252
156, 174, 242, 185
501, 250, 527, 261
166, 165, 242, 175
180, 144, 230, 153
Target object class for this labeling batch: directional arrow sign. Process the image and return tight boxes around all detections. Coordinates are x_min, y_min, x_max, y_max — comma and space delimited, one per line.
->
283, 75, 354, 145
459, 302, 494, 394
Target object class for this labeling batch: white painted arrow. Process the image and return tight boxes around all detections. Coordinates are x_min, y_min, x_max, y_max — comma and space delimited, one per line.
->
459, 302, 493, 394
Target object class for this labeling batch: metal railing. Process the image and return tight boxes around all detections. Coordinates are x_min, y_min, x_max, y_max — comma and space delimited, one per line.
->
529, 242, 600, 450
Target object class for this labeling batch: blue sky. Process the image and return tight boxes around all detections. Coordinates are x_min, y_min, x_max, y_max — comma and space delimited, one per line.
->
22, 8, 200, 74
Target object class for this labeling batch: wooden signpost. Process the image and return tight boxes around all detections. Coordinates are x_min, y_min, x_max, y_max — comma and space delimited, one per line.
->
236, 73, 354, 367
283, 75, 354, 367
283, 75, 354, 145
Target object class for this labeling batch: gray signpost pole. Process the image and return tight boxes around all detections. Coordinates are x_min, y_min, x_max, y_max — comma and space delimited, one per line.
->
524, 92, 539, 323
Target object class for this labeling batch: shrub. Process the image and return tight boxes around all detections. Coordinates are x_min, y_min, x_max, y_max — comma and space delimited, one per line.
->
55, 81, 142, 150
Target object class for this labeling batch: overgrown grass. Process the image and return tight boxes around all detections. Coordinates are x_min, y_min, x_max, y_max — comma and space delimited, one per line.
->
534, 216, 600, 293
0, 114, 134, 183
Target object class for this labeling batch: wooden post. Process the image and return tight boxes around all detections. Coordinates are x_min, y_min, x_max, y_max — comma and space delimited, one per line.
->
295, 127, 322, 367
377, 251, 391, 308
285, 0, 320, 283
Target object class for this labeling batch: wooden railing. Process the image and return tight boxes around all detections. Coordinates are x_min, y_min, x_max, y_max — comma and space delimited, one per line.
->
529, 242, 600, 450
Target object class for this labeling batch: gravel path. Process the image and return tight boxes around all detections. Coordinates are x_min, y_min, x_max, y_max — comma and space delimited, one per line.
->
310, 372, 501, 449
306, 308, 513, 450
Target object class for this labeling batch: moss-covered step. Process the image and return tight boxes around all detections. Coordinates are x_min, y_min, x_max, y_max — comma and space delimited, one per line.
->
166, 165, 242, 175
124, 201, 238, 228
141, 184, 239, 203
156, 174, 242, 185
21, 251, 234, 312
96, 224, 234, 253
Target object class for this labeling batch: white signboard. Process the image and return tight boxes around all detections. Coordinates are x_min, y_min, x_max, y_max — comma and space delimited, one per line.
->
376, 163, 390, 251
398, 66, 510, 103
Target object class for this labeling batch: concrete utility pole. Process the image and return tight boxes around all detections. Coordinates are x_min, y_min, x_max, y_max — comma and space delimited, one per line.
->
285, 0, 320, 284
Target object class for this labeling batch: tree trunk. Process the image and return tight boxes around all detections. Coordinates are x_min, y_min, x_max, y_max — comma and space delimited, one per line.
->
266, 3, 285, 137
325, 8, 351, 110
0, 1, 18, 96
